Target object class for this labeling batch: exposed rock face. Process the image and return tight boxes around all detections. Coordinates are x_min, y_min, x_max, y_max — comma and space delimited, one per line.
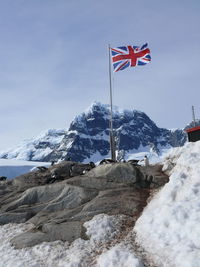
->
0, 161, 168, 248
50, 103, 187, 162
0, 102, 187, 162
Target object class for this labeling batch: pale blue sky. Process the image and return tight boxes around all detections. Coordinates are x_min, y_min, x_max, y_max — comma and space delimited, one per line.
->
0, 0, 200, 149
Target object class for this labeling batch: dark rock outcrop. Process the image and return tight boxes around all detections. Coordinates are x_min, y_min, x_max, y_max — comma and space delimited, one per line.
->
0, 161, 168, 248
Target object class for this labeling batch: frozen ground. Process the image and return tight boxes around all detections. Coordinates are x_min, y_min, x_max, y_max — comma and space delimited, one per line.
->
0, 214, 143, 267
135, 141, 200, 267
0, 159, 50, 179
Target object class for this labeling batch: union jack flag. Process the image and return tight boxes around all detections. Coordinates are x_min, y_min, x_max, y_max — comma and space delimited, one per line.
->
111, 43, 151, 72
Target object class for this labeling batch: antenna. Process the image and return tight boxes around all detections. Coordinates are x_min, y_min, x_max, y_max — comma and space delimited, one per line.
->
192, 105, 196, 127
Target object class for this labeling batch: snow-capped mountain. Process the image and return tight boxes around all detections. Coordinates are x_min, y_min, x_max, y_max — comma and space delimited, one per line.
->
0, 129, 66, 161
0, 102, 187, 162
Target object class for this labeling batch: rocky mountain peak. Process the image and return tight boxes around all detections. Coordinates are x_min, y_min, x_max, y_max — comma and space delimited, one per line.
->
0, 102, 187, 162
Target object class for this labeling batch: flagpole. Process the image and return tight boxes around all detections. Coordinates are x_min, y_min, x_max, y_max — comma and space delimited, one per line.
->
108, 44, 116, 161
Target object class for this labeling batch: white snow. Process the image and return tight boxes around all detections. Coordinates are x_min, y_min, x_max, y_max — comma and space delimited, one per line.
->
96, 244, 144, 267
125, 145, 169, 165
79, 132, 109, 141
0, 129, 65, 161
83, 102, 143, 121
83, 151, 108, 163
134, 141, 200, 267
0, 214, 143, 267
0, 222, 71, 267
84, 214, 126, 242
0, 159, 50, 179
84, 102, 110, 115
31, 147, 53, 161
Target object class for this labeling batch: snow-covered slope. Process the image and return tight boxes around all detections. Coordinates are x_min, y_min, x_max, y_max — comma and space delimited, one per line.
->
0, 214, 143, 267
0, 129, 66, 162
0, 102, 187, 163
134, 141, 200, 267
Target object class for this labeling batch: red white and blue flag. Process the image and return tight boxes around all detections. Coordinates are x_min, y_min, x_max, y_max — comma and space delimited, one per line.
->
111, 43, 151, 72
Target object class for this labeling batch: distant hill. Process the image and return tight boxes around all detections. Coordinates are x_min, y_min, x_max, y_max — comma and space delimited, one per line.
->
0, 102, 187, 162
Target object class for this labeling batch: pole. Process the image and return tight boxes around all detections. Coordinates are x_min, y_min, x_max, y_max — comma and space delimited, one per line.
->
192, 105, 196, 127
108, 44, 116, 161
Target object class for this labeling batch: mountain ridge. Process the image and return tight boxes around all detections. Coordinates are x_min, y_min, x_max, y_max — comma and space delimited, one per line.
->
0, 102, 187, 162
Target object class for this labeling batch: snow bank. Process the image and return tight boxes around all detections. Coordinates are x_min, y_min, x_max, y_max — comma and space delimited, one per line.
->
135, 141, 200, 267
0, 214, 144, 267
84, 213, 126, 242
0, 159, 50, 179
96, 244, 144, 267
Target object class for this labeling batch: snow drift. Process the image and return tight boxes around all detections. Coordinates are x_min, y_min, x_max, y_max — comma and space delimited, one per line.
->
135, 141, 200, 267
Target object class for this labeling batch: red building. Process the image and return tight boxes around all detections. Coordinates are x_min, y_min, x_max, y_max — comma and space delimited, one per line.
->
186, 126, 200, 142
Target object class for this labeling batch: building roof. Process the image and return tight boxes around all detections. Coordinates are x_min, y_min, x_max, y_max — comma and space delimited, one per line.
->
185, 126, 200, 133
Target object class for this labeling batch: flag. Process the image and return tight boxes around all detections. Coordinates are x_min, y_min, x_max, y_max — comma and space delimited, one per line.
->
111, 43, 151, 72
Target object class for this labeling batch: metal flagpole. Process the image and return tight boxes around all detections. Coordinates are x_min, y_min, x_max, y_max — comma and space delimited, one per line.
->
108, 44, 116, 161
192, 105, 196, 127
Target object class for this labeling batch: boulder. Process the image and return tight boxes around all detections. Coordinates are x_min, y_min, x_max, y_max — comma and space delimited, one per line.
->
2, 182, 97, 216
87, 162, 142, 184
11, 231, 50, 249
0, 212, 33, 224
11, 221, 86, 248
